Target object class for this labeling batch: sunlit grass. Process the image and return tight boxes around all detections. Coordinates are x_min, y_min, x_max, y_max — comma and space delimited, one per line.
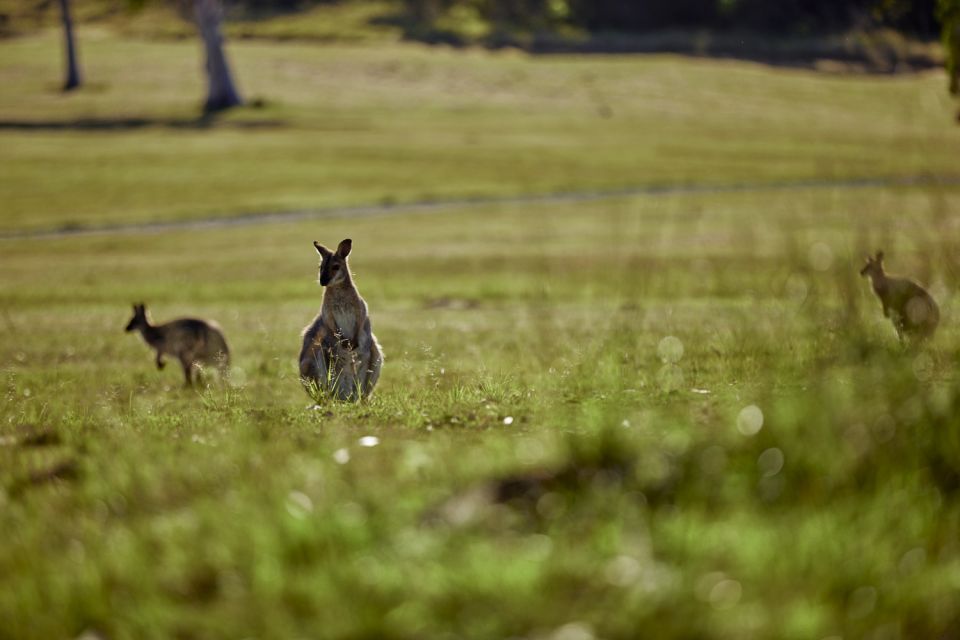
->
3, 183, 960, 638
2, 18, 960, 638
0, 29, 957, 232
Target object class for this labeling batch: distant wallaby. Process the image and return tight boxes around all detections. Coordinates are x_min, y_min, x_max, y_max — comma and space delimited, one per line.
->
860, 251, 939, 343
125, 303, 230, 387
299, 238, 383, 401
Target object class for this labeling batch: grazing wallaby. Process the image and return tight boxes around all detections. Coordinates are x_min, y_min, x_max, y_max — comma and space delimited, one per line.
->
299, 238, 383, 401
860, 251, 939, 343
125, 303, 230, 387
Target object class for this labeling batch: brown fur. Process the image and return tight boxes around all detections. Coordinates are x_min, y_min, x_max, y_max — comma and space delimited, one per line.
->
125, 303, 230, 387
299, 238, 383, 401
860, 251, 939, 343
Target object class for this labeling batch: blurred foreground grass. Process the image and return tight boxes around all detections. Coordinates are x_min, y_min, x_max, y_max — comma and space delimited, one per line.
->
3, 184, 960, 639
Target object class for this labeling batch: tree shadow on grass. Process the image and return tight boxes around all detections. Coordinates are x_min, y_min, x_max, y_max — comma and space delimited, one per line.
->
0, 114, 287, 132
369, 11, 941, 74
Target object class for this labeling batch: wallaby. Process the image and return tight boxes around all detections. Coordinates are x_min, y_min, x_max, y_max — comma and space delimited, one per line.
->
125, 303, 230, 387
299, 238, 383, 401
860, 250, 939, 343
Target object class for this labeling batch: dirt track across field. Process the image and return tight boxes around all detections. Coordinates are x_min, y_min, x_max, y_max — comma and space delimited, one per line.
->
4, 174, 959, 241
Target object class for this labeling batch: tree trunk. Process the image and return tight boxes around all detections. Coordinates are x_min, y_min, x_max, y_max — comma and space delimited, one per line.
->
951, 20, 960, 96
58, 0, 81, 91
194, 0, 242, 113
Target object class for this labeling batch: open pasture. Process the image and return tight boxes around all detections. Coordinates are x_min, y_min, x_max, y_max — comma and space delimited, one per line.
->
0, 29, 958, 234
4, 185, 960, 639
2, 27, 960, 640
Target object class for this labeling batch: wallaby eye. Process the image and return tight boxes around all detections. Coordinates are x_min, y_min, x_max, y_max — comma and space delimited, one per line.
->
331, 265, 340, 272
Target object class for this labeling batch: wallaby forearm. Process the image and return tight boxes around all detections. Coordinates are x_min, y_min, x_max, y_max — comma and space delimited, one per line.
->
323, 313, 338, 339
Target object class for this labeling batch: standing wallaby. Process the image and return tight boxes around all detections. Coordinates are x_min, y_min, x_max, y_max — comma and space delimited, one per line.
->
299, 238, 383, 401
860, 250, 939, 343
125, 303, 230, 387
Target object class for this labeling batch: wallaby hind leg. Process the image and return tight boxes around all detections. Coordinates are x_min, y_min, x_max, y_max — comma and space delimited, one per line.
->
179, 355, 200, 388
367, 355, 382, 394
216, 351, 230, 378
210, 335, 230, 379
330, 345, 359, 401
300, 347, 329, 397
356, 349, 371, 397
360, 344, 382, 397
206, 350, 229, 383
214, 360, 229, 382
180, 361, 194, 387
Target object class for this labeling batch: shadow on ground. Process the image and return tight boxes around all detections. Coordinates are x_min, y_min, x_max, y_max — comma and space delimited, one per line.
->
0, 115, 286, 132
369, 11, 941, 74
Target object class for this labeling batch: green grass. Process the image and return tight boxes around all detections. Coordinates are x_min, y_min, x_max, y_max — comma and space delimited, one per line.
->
0, 29, 957, 233
4, 185, 960, 639
3, 26, 960, 640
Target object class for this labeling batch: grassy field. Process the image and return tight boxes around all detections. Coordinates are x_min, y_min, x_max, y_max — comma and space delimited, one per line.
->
1, 28, 958, 233
3, 26, 960, 640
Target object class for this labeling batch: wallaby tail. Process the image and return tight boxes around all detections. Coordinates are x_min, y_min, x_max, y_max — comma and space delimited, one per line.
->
209, 328, 231, 372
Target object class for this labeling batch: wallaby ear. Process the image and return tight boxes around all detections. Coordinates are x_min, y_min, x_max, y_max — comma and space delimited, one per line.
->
313, 241, 332, 258
336, 238, 352, 258
875, 250, 884, 262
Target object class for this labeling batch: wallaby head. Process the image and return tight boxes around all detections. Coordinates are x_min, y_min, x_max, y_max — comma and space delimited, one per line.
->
313, 238, 352, 287
125, 303, 148, 332
859, 250, 885, 279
